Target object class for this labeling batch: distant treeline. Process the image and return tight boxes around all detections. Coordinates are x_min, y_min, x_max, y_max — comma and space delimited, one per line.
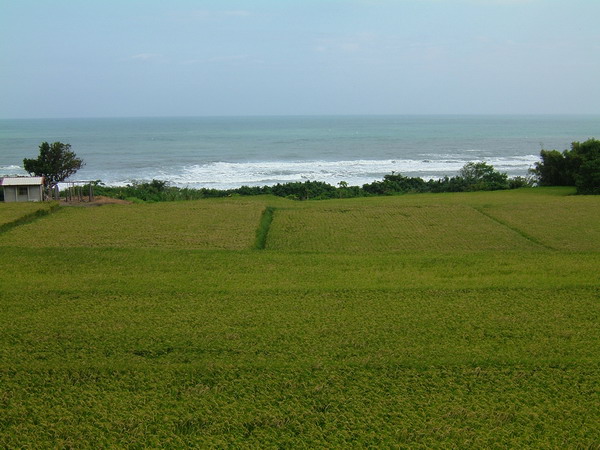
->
88, 161, 534, 202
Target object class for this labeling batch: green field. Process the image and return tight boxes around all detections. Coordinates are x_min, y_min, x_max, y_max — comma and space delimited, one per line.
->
0, 201, 57, 232
0, 198, 265, 250
1, 188, 599, 447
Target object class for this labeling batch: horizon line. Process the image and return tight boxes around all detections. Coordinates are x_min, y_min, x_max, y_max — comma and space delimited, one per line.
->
2, 112, 600, 121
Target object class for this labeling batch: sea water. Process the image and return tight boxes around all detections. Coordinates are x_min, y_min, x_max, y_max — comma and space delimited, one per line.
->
1, 115, 598, 189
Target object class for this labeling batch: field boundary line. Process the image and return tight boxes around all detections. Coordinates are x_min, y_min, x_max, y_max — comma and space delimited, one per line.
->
0, 203, 61, 235
471, 206, 556, 250
254, 206, 275, 250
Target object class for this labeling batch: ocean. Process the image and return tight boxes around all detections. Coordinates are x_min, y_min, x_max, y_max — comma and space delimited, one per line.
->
1, 115, 598, 189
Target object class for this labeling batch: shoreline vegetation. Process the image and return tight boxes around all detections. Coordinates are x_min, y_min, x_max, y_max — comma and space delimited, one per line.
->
68, 137, 600, 202
89, 161, 534, 203
3, 138, 597, 203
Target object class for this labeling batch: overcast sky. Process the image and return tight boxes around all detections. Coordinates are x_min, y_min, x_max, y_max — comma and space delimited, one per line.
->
1, 0, 599, 118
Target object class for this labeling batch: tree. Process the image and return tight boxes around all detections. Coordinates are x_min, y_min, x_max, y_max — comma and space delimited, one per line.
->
572, 139, 600, 194
530, 149, 577, 186
23, 142, 84, 187
531, 139, 600, 194
458, 161, 509, 191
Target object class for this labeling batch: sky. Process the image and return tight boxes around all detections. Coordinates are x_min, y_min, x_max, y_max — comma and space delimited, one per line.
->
1, 0, 599, 118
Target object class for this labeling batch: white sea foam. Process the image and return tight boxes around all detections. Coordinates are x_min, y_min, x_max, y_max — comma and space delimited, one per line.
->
2, 155, 539, 190
0, 165, 28, 176
90, 155, 538, 189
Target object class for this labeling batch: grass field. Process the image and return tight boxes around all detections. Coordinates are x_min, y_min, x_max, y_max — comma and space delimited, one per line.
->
1, 187, 599, 447
0, 201, 56, 232
0, 198, 266, 250
267, 188, 600, 252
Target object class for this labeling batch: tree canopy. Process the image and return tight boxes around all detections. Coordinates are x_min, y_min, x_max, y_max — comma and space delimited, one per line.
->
531, 138, 600, 194
23, 142, 84, 187
458, 161, 509, 191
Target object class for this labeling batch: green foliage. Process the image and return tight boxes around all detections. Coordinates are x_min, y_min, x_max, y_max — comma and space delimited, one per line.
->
23, 141, 84, 187
90, 162, 526, 203
572, 139, 600, 194
508, 175, 534, 189
458, 161, 509, 190
362, 163, 510, 195
532, 138, 600, 194
92, 180, 254, 202
362, 172, 428, 195
531, 149, 576, 186
270, 180, 338, 200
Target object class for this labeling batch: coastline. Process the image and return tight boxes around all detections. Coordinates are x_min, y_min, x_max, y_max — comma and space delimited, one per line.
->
1, 115, 596, 189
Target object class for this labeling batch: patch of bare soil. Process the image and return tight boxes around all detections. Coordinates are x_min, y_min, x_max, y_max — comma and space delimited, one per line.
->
60, 196, 132, 207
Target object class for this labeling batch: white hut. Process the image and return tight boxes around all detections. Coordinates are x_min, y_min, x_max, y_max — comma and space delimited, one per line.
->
1, 177, 45, 202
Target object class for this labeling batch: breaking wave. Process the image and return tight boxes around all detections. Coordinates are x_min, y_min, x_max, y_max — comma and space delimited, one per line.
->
83, 155, 539, 190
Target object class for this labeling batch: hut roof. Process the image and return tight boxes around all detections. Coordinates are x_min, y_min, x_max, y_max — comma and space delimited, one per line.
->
0, 177, 45, 186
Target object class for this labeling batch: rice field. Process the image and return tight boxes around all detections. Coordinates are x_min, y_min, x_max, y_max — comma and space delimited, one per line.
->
267, 188, 599, 252
0, 201, 55, 230
0, 187, 599, 447
268, 203, 541, 252
476, 196, 600, 251
0, 198, 266, 250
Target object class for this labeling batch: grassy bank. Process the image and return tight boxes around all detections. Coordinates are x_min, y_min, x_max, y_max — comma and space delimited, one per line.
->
0, 187, 599, 447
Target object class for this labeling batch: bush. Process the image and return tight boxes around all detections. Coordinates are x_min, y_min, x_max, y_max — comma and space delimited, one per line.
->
271, 181, 337, 200
362, 173, 428, 195
458, 162, 509, 191
531, 138, 600, 194
572, 139, 600, 194
508, 176, 534, 189
531, 150, 577, 186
